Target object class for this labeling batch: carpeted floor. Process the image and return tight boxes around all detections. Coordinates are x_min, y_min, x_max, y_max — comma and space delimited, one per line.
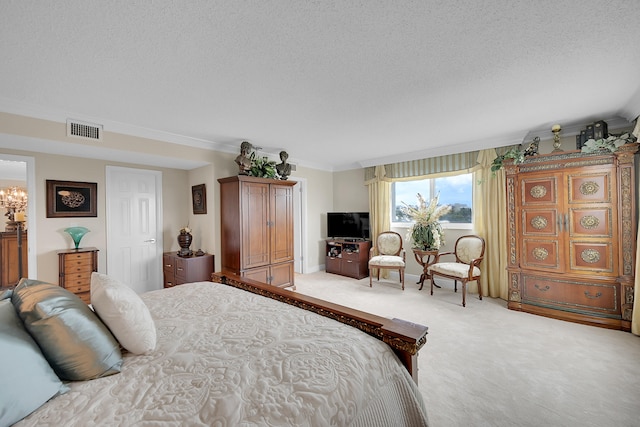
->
292, 271, 640, 427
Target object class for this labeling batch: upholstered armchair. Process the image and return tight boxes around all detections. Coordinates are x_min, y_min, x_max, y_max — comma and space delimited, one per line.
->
368, 231, 406, 290
427, 235, 485, 307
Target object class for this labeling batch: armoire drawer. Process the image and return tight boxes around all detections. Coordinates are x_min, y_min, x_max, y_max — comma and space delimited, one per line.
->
522, 275, 619, 316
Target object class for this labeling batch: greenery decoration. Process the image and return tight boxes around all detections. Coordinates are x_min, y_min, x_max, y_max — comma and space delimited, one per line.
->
248, 151, 277, 178
402, 193, 451, 250
581, 133, 637, 153
491, 147, 526, 172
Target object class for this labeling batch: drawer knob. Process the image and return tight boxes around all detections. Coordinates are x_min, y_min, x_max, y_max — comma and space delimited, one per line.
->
534, 284, 550, 292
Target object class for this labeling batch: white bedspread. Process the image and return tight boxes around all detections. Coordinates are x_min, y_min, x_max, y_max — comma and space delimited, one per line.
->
17, 282, 428, 426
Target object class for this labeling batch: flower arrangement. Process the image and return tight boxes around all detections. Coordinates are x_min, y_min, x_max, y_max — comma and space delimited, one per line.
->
402, 193, 451, 250
180, 225, 191, 234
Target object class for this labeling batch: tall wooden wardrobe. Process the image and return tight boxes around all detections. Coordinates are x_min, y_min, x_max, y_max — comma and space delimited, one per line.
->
218, 175, 296, 289
505, 143, 638, 331
0, 231, 28, 288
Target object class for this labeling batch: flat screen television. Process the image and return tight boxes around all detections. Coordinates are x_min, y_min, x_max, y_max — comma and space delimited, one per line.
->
327, 212, 370, 240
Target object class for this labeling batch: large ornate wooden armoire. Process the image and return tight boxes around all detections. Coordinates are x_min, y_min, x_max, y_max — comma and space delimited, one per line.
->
505, 143, 638, 331
218, 175, 296, 289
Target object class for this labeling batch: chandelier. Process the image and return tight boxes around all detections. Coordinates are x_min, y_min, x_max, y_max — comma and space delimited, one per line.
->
0, 186, 28, 224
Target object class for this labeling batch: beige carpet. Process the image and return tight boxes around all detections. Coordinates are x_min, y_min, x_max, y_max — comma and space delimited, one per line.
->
292, 271, 640, 427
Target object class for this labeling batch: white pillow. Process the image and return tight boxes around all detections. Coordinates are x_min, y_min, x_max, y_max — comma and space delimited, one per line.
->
90, 272, 156, 354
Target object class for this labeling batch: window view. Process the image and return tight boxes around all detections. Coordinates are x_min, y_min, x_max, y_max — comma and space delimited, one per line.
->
392, 173, 473, 224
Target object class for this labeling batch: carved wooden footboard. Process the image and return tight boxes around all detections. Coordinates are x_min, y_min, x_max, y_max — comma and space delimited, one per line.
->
211, 271, 429, 383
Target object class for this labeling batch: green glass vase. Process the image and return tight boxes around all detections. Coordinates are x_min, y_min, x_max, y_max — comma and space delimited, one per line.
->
64, 226, 90, 249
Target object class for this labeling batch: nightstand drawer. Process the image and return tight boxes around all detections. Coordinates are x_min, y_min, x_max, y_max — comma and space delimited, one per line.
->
163, 252, 214, 288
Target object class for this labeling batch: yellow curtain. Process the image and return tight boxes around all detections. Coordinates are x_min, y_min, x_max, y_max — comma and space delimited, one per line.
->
366, 165, 391, 278
470, 149, 509, 299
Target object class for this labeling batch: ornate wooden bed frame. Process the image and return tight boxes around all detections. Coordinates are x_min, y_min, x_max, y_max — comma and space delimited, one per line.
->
211, 272, 429, 383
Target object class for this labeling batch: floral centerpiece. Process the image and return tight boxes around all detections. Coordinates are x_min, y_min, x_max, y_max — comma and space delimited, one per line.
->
402, 193, 451, 250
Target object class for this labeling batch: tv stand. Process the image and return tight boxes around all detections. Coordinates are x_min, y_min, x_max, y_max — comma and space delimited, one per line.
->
325, 239, 371, 279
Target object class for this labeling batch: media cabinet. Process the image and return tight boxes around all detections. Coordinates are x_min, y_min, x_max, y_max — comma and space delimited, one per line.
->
325, 239, 371, 279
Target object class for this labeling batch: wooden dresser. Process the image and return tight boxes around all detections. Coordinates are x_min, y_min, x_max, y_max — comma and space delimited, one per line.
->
0, 231, 28, 288
163, 252, 214, 288
504, 144, 638, 330
218, 175, 296, 289
58, 247, 98, 304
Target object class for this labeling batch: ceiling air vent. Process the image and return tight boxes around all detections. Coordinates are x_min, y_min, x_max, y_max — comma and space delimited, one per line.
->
67, 119, 103, 141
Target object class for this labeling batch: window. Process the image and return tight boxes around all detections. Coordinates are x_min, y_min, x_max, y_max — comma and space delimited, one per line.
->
392, 173, 473, 225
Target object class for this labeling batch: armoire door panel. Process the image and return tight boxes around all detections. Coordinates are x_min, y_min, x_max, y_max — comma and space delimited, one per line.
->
569, 241, 614, 274
521, 176, 558, 205
270, 262, 294, 288
521, 209, 559, 236
567, 171, 611, 204
270, 185, 294, 264
521, 239, 562, 270
568, 207, 612, 238
241, 182, 270, 268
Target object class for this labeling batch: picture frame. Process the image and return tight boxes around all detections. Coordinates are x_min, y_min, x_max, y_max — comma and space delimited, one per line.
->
46, 180, 97, 218
192, 183, 207, 214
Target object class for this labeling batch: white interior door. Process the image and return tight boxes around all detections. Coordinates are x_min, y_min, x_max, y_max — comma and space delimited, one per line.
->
106, 166, 163, 293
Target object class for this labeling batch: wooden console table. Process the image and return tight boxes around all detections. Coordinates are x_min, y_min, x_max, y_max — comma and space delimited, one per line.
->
412, 248, 439, 290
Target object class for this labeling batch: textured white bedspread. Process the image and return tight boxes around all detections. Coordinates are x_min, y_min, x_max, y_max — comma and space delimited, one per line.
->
18, 281, 428, 426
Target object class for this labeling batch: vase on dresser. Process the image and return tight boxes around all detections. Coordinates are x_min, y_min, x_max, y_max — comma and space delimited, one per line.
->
177, 231, 193, 257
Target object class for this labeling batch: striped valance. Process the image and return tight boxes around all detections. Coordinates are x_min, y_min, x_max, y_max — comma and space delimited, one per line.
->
365, 150, 479, 182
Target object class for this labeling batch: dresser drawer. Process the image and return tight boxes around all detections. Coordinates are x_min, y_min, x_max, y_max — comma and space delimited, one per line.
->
522, 275, 619, 316
163, 254, 176, 274
76, 292, 91, 304
64, 281, 90, 294
64, 257, 94, 271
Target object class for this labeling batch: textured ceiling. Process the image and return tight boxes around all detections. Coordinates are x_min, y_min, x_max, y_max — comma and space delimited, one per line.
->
1, 0, 640, 171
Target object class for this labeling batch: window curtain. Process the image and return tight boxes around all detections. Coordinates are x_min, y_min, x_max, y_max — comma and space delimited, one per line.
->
366, 165, 391, 278
470, 149, 509, 299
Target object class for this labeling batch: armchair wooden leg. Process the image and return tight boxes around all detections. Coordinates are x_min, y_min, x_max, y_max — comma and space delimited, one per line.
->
400, 269, 404, 290
430, 276, 434, 296
369, 271, 373, 287
462, 281, 466, 307
478, 280, 483, 300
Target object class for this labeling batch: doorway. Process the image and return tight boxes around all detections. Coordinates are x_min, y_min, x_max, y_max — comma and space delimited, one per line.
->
0, 155, 36, 279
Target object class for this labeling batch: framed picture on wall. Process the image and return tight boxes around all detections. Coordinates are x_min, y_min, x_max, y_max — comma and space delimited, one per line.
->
46, 180, 97, 218
192, 183, 207, 214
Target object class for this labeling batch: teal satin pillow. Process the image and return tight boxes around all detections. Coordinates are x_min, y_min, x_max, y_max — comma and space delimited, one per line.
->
0, 299, 68, 426
11, 279, 123, 381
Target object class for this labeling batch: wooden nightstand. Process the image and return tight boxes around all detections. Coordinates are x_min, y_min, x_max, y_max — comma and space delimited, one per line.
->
58, 247, 98, 304
163, 252, 214, 288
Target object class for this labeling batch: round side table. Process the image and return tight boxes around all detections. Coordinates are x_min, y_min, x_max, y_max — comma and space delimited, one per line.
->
412, 248, 439, 290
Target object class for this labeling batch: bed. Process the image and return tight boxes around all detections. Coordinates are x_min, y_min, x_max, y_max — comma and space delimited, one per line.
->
4, 273, 429, 426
